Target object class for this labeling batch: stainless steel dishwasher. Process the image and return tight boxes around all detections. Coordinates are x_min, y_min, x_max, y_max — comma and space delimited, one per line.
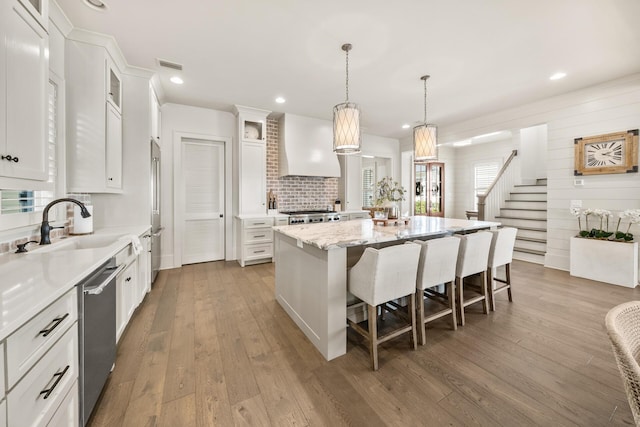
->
77, 257, 123, 426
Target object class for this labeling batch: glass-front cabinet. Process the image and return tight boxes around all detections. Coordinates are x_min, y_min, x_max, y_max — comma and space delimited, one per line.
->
414, 162, 444, 217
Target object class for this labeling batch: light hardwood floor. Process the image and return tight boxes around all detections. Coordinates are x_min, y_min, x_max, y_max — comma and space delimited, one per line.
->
89, 260, 639, 426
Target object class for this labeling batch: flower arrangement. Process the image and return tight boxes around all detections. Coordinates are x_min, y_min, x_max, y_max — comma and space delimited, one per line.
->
374, 177, 406, 207
570, 207, 640, 241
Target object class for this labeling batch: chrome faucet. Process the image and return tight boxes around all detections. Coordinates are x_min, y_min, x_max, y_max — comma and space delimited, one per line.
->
40, 198, 91, 245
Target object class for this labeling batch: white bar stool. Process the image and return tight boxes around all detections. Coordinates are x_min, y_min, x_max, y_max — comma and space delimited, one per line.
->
454, 231, 493, 326
487, 227, 518, 311
347, 243, 421, 370
413, 237, 460, 345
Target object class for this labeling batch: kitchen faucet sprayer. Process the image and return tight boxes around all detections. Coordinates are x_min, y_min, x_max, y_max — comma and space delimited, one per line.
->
40, 198, 91, 245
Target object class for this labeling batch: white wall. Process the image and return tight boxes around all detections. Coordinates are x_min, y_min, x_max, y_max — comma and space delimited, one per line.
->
520, 124, 547, 184
160, 103, 235, 269
440, 73, 640, 271
452, 137, 516, 219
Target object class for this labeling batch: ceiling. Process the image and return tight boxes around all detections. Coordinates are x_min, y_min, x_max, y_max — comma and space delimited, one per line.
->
55, 0, 640, 139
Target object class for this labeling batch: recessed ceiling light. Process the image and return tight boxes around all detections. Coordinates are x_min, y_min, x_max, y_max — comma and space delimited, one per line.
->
402, 124, 410, 129
84, 0, 107, 10
170, 76, 184, 85
549, 72, 567, 81
275, 97, 286, 104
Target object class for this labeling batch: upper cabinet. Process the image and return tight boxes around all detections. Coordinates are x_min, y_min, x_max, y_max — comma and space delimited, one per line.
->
0, 0, 49, 184
66, 40, 123, 193
16, 0, 48, 32
149, 84, 161, 141
234, 105, 270, 215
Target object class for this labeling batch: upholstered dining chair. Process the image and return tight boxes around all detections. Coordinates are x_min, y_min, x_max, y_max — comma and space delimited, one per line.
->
454, 231, 493, 326
487, 227, 518, 311
347, 243, 421, 370
413, 237, 460, 345
605, 301, 640, 425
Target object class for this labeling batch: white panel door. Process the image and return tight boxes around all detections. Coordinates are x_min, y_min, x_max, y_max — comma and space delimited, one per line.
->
182, 139, 225, 264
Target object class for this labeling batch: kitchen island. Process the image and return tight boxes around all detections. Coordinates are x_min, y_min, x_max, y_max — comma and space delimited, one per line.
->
273, 216, 500, 360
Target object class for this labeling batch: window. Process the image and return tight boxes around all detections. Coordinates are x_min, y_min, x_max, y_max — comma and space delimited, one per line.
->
473, 160, 500, 209
362, 166, 375, 207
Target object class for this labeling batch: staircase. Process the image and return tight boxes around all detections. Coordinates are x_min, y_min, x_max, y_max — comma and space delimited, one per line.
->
495, 178, 547, 264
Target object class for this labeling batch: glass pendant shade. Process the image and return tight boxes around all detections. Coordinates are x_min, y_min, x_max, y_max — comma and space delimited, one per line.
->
333, 102, 361, 154
413, 123, 437, 161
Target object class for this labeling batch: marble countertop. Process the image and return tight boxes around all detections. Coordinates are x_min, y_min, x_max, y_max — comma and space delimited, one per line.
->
0, 224, 150, 341
273, 216, 500, 250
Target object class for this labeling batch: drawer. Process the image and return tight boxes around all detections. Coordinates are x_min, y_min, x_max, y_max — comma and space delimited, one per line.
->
244, 228, 272, 244
7, 289, 77, 388
115, 243, 135, 267
8, 324, 78, 427
350, 212, 370, 220
244, 217, 274, 228
47, 380, 78, 427
244, 243, 273, 260
275, 217, 289, 226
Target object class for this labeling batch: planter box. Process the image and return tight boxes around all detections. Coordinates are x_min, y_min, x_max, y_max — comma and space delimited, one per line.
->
570, 237, 639, 288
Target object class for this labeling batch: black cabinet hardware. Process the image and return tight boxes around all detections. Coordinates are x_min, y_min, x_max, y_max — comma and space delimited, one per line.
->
38, 313, 69, 337
1, 155, 19, 162
40, 365, 69, 399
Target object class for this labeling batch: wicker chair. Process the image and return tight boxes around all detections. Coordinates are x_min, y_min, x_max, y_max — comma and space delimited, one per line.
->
605, 301, 640, 425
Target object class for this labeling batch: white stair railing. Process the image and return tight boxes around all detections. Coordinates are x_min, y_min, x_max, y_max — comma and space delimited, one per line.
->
477, 150, 520, 222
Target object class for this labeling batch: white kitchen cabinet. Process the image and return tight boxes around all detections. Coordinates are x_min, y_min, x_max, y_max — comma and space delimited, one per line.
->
139, 232, 152, 297
0, 0, 48, 183
106, 57, 122, 114
7, 324, 78, 427
106, 102, 123, 189
47, 380, 78, 427
150, 85, 161, 141
116, 258, 137, 343
338, 155, 363, 212
66, 39, 123, 193
235, 105, 270, 215
16, 0, 48, 31
240, 141, 267, 215
349, 212, 370, 220
0, 399, 6, 427
237, 216, 276, 267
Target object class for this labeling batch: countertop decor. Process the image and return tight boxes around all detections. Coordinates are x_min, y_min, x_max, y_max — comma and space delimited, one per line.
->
571, 207, 640, 241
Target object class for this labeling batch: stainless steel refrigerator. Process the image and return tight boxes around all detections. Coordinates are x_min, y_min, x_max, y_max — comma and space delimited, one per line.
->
151, 139, 162, 283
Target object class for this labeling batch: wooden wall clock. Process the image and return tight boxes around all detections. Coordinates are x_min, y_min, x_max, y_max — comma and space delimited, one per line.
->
574, 129, 638, 176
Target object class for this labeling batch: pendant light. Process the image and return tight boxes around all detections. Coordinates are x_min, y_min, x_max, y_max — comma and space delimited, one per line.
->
413, 75, 437, 162
333, 43, 361, 155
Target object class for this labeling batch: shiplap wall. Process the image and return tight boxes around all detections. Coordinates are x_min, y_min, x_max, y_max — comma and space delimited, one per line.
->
451, 137, 517, 219
439, 73, 640, 271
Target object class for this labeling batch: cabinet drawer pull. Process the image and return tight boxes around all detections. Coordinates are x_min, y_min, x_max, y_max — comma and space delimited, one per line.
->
38, 313, 69, 337
1, 155, 19, 163
254, 250, 266, 254
39, 365, 69, 400
254, 222, 265, 225
126, 277, 132, 282
254, 234, 266, 238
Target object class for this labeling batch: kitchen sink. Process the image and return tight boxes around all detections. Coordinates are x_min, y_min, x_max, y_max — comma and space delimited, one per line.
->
31, 234, 126, 252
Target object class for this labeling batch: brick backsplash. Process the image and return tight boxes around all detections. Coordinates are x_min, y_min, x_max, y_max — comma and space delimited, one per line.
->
266, 118, 339, 211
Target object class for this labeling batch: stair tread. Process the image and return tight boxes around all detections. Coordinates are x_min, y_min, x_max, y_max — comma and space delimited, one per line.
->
501, 208, 547, 211
514, 247, 546, 255
514, 184, 548, 187
516, 237, 547, 243
504, 199, 547, 203
515, 226, 547, 232
495, 216, 547, 221
510, 191, 547, 194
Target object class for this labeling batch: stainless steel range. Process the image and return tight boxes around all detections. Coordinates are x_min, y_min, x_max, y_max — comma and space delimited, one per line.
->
282, 210, 341, 225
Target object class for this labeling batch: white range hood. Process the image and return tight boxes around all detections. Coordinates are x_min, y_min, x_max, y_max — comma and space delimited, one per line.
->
278, 114, 341, 177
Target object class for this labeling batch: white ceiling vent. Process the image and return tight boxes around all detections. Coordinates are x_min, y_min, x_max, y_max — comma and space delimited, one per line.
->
157, 59, 183, 71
